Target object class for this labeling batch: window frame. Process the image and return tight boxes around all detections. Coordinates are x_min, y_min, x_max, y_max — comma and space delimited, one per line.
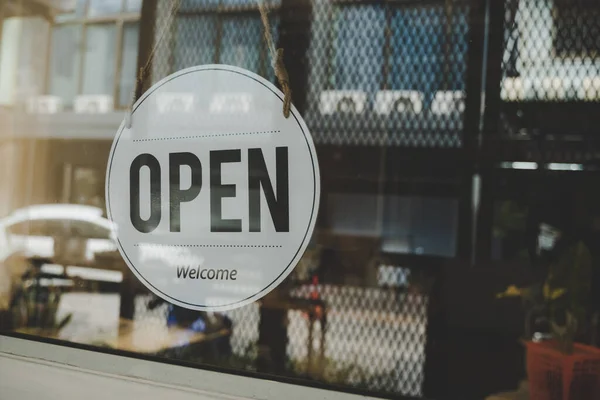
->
0, 335, 375, 400
325, 0, 461, 92
174, 4, 281, 80
45, 0, 141, 110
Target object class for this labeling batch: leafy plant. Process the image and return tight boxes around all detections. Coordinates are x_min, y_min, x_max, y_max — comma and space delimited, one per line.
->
497, 240, 593, 354
493, 201, 528, 239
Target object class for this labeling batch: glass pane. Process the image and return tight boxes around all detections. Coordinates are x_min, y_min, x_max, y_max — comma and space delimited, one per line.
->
125, 0, 142, 13
388, 6, 445, 100
179, 0, 220, 12
7, 219, 109, 239
328, 194, 458, 257
3, 2, 600, 400
70, 166, 105, 210
88, 0, 123, 17
330, 5, 385, 91
174, 16, 217, 70
49, 24, 83, 108
118, 23, 139, 107
82, 24, 117, 96
219, 16, 263, 74
54, 0, 87, 21
7, 220, 65, 236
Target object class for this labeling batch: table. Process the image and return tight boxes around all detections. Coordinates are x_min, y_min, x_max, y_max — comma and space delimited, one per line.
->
16, 318, 229, 355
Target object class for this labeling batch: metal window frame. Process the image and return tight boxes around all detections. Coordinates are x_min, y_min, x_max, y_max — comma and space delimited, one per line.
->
0, 336, 388, 400
47, 0, 141, 110
173, 6, 282, 80
326, 0, 461, 91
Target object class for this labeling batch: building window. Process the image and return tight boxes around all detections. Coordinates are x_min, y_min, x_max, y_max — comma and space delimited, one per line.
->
328, 3, 467, 95
174, 1, 279, 81
49, 24, 83, 106
553, 0, 600, 57
329, 5, 385, 92
119, 22, 140, 107
47, 0, 141, 110
88, 0, 124, 17
81, 24, 118, 96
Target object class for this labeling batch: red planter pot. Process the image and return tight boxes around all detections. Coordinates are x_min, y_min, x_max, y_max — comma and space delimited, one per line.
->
526, 341, 600, 400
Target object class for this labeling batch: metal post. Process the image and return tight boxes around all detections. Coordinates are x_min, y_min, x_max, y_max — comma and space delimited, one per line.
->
134, 0, 158, 102
275, 0, 312, 114
475, 0, 505, 263
255, 0, 314, 375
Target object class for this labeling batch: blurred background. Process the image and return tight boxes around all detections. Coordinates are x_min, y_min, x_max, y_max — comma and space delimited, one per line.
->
0, 1, 599, 399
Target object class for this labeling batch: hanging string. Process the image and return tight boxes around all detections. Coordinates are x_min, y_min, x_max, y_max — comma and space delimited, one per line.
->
258, 1, 292, 118
126, 0, 181, 129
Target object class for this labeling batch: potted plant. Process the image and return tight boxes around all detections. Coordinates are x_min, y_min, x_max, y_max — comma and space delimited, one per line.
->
498, 232, 600, 400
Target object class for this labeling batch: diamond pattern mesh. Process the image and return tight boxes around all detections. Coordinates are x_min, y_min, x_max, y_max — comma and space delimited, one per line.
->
501, 0, 600, 102
153, 0, 279, 83
152, 0, 471, 148
304, 0, 470, 147
498, 0, 600, 156
289, 283, 428, 397
130, 0, 600, 397
132, 262, 430, 397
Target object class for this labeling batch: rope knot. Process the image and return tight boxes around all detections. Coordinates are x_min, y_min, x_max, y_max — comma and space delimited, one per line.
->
259, 3, 292, 119
273, 48, 292, 118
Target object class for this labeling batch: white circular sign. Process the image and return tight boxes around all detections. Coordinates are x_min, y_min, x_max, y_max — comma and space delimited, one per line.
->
106, 65, 320, 311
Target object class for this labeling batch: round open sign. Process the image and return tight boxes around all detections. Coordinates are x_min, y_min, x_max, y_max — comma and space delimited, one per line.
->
106, 65, 320, 311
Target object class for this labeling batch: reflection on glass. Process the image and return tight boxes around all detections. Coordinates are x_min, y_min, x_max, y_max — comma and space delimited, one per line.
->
88, 0, 123, 17
209, 93, 252, 114
119, 23, 140, 107
220, 16, 263, 74
68, 165, 105, 210
125, 0, 143, 13
175, 16, 217, 70
2, 2, 599, 400
82, 24, 117, 96
54, 0, 88, 21
328, 194, 458, 257
49, 25, 82, 108
156, 93, 194, 114
174, 13, 278, 81
331, 5, 384, 91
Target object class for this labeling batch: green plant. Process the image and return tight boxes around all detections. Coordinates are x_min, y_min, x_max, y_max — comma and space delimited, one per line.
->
545, 241, 592, 353
493, 201, 528, 239
498, 240, 593, 354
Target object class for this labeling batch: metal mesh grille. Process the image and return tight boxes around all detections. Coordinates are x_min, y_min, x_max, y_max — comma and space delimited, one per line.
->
153, 0, 279, 83
304, 0, 470, 147
152, 0, 471, 148
137, 1, 450, 397
288, 283, 428, 397
131, 262, 430, 397
223, 303, 260, 357
501, 0, 600, 102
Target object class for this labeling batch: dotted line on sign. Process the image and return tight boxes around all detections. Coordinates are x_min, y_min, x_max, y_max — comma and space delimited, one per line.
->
134, 243, 282, 248
132, 130, 280, 142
